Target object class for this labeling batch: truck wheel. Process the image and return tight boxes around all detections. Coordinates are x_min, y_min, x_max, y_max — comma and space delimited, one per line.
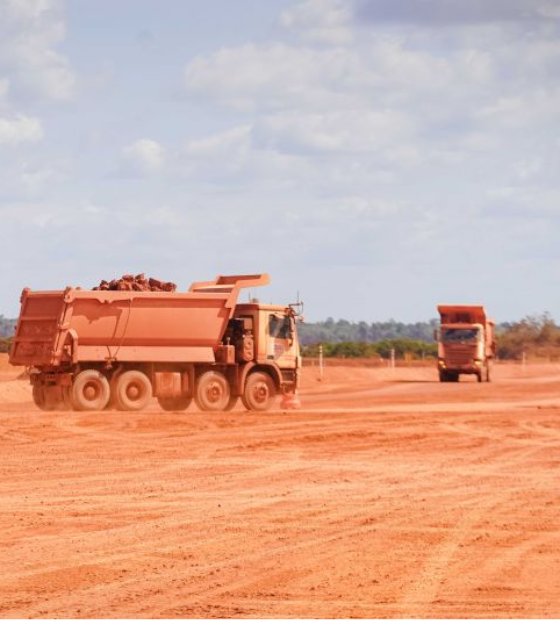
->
114, 370, 152, 411
242, 372, 276, 411
439, 371, 447, 383
195, 371, 231, 412
223, 395, 239, 411
32, 384, 57, 411
71, 369, 111, 411
157, 395, 192, 412
486, 364, 491, 382
477, 372, 482, 383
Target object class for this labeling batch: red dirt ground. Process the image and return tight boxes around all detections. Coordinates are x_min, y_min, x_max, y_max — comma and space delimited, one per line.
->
1, 356, 560, 618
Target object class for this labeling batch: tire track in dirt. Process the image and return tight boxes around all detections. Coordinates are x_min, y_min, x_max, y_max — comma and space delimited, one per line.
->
397, 491, 514, 617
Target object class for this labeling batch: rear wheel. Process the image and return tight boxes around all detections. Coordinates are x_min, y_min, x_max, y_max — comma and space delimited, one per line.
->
71, 369, 111, 411
486, 362, 491, 382
242, 372, 276, 411
477, 372, 483, 383
195, 371, 231, 412
114, 370, 152, 411
223, 395, 239, 411
32, 384, 59, 411
157, 394, 192, 411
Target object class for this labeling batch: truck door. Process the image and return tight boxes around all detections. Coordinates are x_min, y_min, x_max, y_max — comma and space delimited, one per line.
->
267, 312, 298, 368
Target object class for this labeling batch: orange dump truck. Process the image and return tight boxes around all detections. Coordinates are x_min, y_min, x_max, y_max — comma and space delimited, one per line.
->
435, 305, 495, 383
10, 273, 302, 412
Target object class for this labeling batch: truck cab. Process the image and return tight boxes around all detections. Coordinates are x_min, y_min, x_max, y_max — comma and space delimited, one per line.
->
228, 302, 302, 397
436, 305, 495, 383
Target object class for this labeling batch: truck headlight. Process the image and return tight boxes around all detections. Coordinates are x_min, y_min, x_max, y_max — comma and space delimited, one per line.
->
438, 359, 446, 368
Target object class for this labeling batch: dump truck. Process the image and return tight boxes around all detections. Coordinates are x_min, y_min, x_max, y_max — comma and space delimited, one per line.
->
435, 305, 495, 383
9, 273, 302, 412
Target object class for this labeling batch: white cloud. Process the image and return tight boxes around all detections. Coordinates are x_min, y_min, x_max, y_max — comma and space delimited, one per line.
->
253, 109, 415, 154
0, 0, 76, 102
121, 139, 165, 175
0, 114, 43, 144
281, 0, 354, 45
185, 125, 252, 158
185, 43, 367, 112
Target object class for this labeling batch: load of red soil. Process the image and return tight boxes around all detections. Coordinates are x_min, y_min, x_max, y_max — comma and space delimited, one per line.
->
93, 274, 177, 292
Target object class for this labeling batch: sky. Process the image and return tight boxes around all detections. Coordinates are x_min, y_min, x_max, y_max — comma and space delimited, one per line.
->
1, 0, 559, 322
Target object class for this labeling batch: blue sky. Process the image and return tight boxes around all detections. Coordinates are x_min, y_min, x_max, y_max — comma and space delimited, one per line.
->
1, 0, 559, 321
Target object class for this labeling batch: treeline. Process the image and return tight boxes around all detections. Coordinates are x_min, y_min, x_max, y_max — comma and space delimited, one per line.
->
299, 318, 439, 345
302, 339, 437, 360
0, 316, 16, 338
496, 313, 560, 360
0, 316, 16, 353
300, 314, 560, 361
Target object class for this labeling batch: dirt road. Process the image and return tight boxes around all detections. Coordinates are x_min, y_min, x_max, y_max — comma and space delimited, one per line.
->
1, 359, 560, 618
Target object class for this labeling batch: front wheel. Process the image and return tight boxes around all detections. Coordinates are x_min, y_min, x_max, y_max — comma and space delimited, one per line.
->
195, 371, 231, 412
242, 372, 276, 411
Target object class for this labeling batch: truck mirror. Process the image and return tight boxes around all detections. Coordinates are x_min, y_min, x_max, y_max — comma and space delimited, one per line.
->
289, 316, 296, 343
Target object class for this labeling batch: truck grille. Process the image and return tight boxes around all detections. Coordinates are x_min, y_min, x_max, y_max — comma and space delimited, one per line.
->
445, 346, 474, 366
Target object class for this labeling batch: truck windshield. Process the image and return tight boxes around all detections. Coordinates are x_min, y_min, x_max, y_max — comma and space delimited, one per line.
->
441, 328, 480, 343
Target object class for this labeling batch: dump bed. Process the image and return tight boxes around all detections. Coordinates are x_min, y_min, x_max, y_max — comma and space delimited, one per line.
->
10, 274, 269, 368
438, 305, 488, 325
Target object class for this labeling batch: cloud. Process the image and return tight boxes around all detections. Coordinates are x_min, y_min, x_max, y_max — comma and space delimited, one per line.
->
0, 0, 76, 102
121, 139, 165, 176
355, 0, 560, 25
253, 109, 416, 154
185, 43, 368, 112
0, 114, 43, 145
281, 0, 354, 45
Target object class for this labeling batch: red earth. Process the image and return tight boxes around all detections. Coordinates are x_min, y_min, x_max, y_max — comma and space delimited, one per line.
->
1, 356, 560, 618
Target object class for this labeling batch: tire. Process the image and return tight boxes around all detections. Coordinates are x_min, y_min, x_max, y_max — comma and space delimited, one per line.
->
486, 363, 491, 383
60, 386, 72, 411
157, 395, 193, 412
477, 372, 482, 383
32, 384, 58, 411
194, 371, 231, 412
439, 371, 447, 383
71, 369, 111, 411
223, 395, 239, 411
451, 374, 459, 382
114, 370, 152, 411
242, 372, 276, 411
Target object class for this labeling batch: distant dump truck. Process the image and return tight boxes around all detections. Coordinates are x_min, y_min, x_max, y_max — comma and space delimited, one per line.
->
9, 273, 301, 412
435, 305, 495, 383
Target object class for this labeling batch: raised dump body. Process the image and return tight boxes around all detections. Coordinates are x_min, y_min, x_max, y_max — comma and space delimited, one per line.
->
436, 305, 496, 383
10, 273, 302, 413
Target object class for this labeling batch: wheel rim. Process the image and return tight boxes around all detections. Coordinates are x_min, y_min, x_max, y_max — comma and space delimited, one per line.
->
251, 381, 270, 405
83, 380, 101, 402
126, 382, 143, 401
206, 379, 225, 403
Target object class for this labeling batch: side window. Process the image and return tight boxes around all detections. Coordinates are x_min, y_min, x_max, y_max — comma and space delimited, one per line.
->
269, 315, 291, 339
